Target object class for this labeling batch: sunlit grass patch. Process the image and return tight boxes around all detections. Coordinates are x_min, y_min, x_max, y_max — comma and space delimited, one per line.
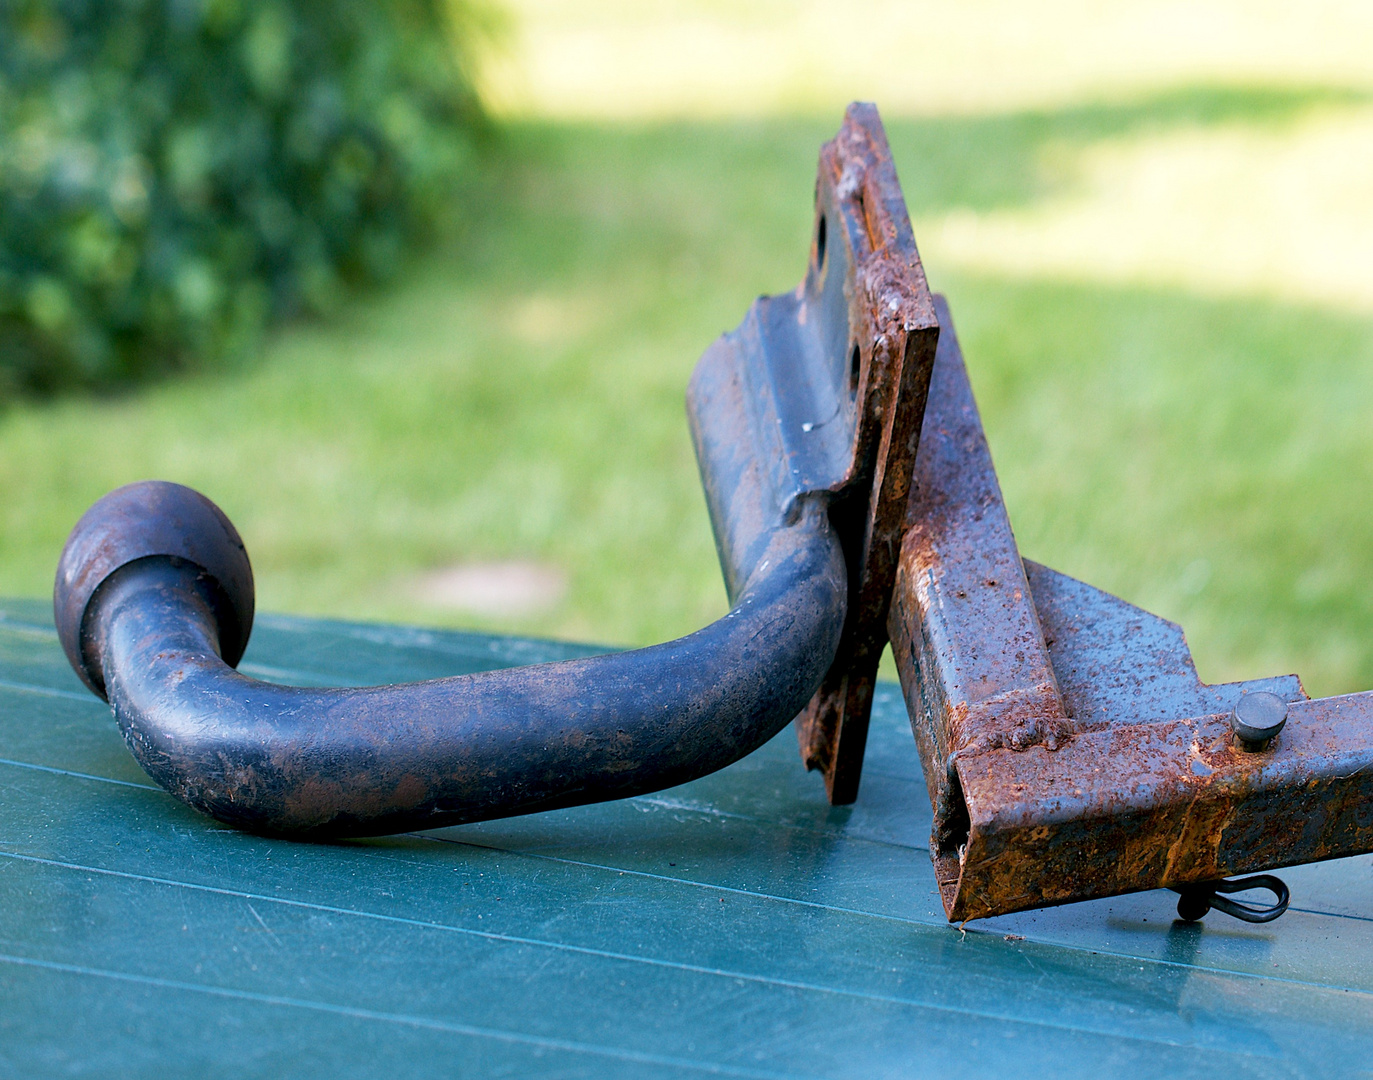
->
923, 100, 1373, 312
480, 0, 1373, 119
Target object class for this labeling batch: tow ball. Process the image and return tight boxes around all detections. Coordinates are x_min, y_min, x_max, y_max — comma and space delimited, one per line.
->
55, 104, 1368, 927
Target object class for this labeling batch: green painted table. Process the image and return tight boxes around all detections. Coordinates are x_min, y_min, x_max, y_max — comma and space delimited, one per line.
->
2, 596, 1371, 1078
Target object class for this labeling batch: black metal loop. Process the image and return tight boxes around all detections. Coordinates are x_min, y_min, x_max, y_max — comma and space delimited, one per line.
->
1171, 874, 1290, 924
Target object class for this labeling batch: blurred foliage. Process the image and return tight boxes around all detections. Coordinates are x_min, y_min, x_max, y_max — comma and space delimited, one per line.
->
0, 0, 484, 392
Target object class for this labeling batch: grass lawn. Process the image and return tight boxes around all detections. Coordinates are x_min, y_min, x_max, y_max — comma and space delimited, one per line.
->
3, 86, 1372, 697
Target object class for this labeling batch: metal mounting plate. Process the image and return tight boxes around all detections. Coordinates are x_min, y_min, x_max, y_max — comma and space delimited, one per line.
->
688, 102, 940, 805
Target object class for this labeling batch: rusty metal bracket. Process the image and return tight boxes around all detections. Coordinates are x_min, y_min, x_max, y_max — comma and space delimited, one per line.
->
691, 103, 939, 805
885, 303, 1339, 922
49, 103, 1373, 927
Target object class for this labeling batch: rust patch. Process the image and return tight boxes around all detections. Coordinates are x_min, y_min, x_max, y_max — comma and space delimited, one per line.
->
793, 102, 940, 805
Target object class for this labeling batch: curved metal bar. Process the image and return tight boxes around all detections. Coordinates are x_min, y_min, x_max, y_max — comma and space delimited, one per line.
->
50, 105, 926, 843
67, 487, 846, 839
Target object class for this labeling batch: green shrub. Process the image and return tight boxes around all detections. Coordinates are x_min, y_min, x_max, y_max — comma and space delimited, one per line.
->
0, 0, 483, 392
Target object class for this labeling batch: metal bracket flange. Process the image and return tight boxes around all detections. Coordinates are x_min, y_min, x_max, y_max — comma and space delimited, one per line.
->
783, 104, 940, 804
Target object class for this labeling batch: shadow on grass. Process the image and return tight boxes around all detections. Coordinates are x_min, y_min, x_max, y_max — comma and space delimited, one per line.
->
469, 81, 1368, 273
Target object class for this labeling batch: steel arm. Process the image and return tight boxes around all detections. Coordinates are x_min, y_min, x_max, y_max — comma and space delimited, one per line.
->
58, 484, 843, 838
52, 104, 932, 840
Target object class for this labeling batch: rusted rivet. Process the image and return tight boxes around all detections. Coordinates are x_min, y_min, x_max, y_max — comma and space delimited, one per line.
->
1231, 691, 1287, 751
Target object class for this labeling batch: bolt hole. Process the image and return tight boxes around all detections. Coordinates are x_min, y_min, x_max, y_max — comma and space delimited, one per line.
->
935, 767, 971, 859
848, 343, 861, 397
816, 214, 827, 271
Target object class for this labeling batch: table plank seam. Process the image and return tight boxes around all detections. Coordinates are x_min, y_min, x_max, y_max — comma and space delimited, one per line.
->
0, 847, 1353, 1055
0, 678, 99, 703
0, 952, 803, 1080
1288, 905, 1373, 924
413, 836, 1373, 976
0, 620, 59, 641
0, 849, 1027, 1014
468, 796, 928, 851
5, 760, 1370, 951
0, 753, 933, 854
0, 756, 158, 790
411, 835, 942, 922
237, 662, 365, 687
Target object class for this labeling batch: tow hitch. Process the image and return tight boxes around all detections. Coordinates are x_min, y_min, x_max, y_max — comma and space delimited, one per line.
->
56, 104, 1368, 927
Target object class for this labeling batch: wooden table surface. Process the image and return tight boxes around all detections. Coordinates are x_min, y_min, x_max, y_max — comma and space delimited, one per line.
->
2, 596, 1370, 1078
